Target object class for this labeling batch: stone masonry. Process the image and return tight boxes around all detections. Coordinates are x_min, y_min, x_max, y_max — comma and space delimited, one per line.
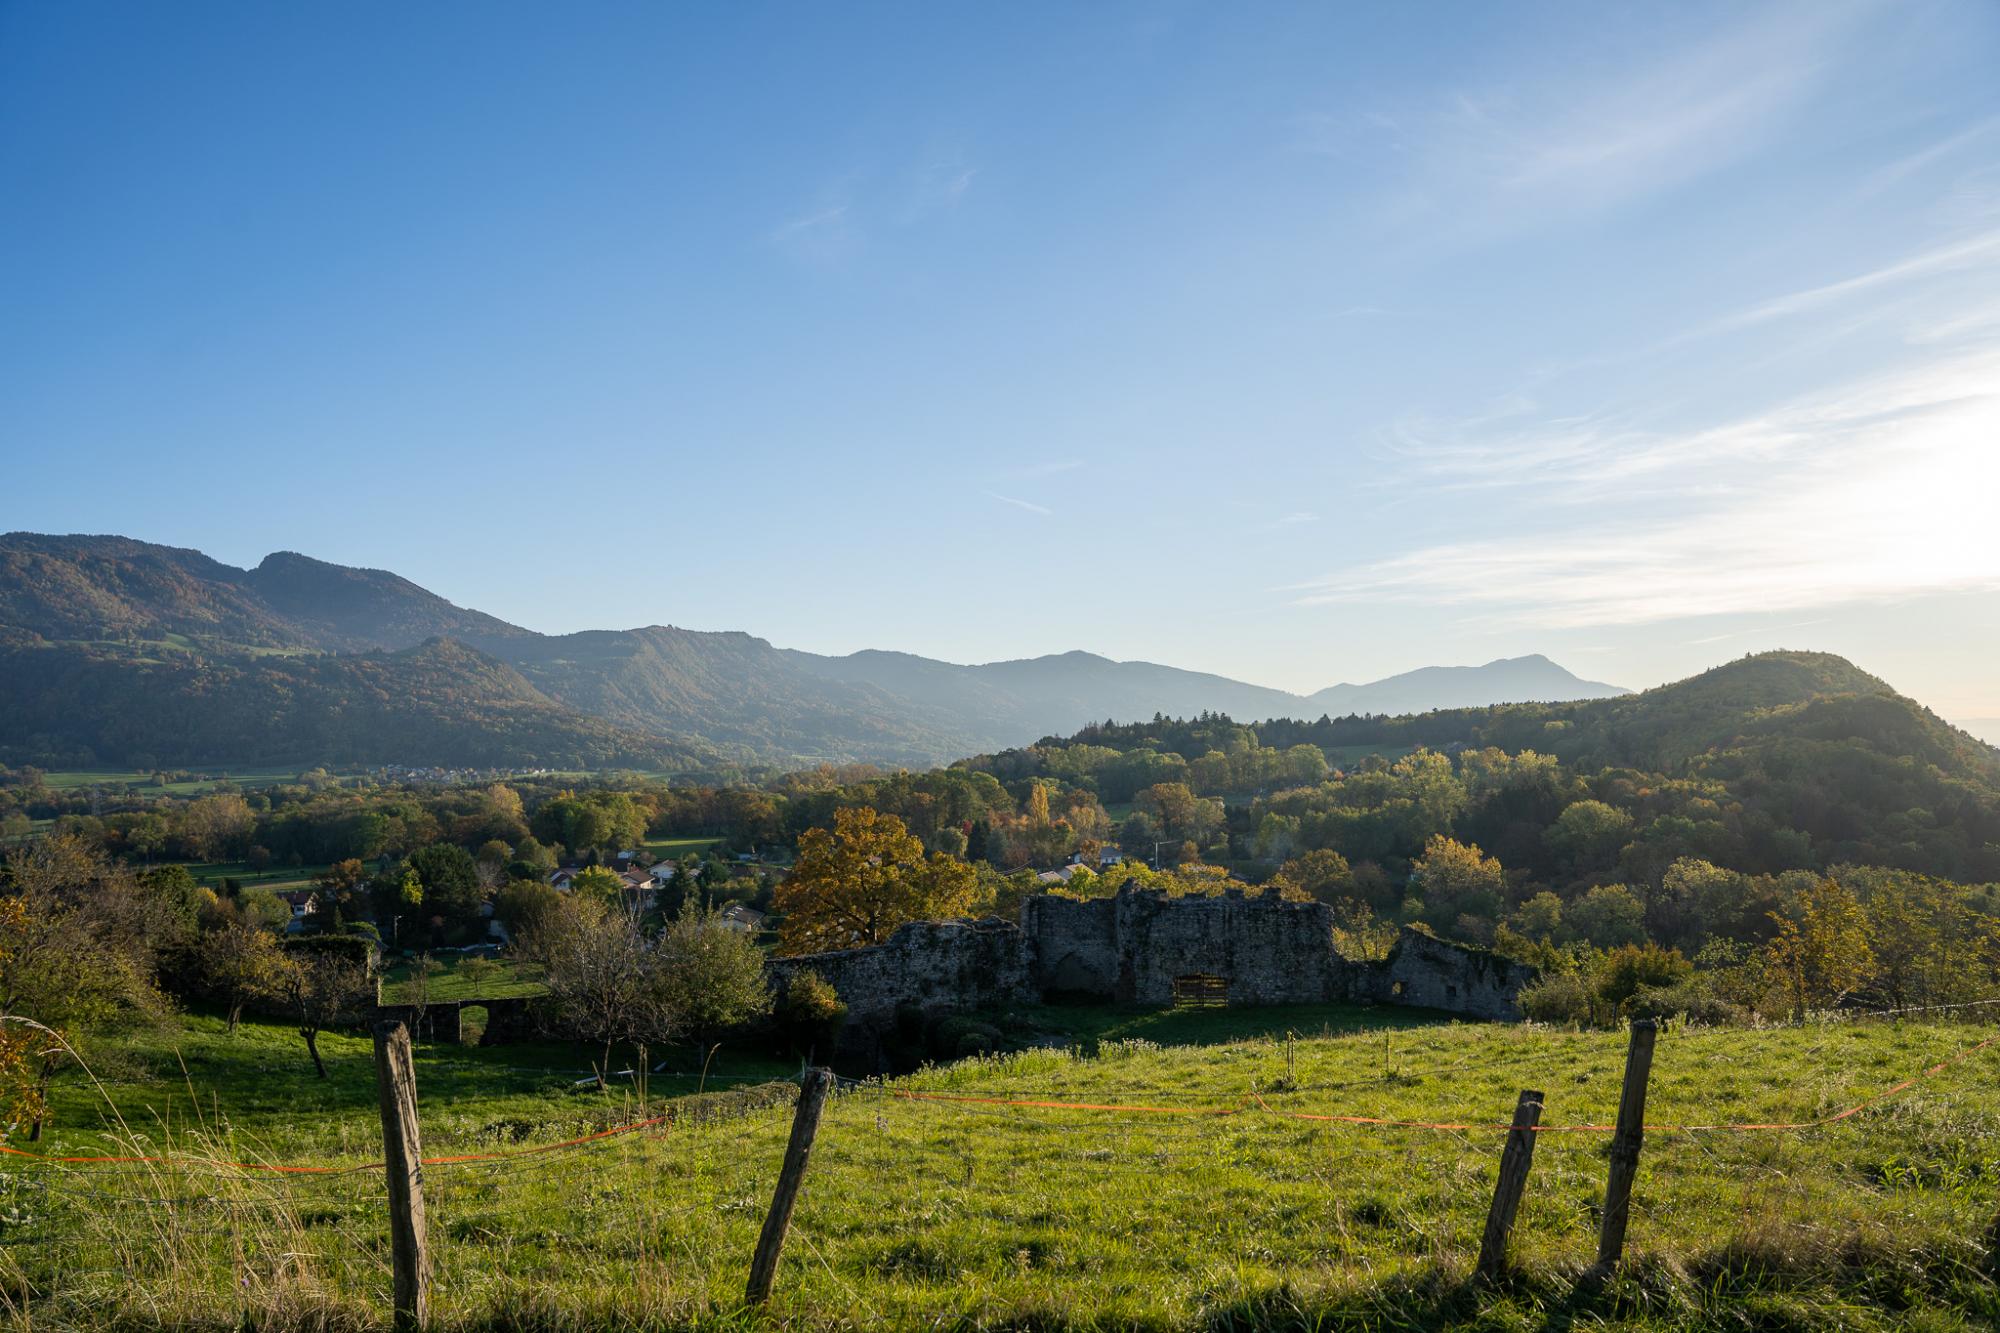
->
769, 885, 1535, 1043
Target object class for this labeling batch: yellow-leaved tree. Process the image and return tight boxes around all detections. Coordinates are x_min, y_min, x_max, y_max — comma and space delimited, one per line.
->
1767, 878, 1875, 1017
776, 807, 981, 955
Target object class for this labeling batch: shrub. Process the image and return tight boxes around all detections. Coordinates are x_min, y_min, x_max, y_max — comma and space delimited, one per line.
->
775, 969, 847, 1061
1625, 978, 1746, 1027
1596, 943, 1692, 1012
281, 933, 374, 973
931, 1015, 1003, 1060
1518, 970, 1595, 1026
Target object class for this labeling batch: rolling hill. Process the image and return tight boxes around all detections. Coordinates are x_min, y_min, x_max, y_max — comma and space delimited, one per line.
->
0, 532, 1630, 770
1018, 651, 2000, 881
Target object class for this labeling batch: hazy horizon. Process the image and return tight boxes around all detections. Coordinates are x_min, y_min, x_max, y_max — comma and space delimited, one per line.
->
5, 3, 1998, 720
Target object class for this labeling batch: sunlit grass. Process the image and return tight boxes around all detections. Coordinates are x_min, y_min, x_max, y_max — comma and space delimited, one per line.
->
2, 1010, 1997, 1329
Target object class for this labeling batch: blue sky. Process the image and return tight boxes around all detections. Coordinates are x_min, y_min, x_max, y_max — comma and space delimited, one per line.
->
4, 2, 2000, 729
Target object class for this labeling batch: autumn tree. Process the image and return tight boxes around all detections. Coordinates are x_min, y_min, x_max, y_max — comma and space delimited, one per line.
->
199, 922, 284, 1033
0, 837, 163, 1136
176, 793, 255, 860
1408, 835, 1506, 938
776, 807, 982, 955
1270, 848, 1355, 904
523, 894, 658, 1086
273, 946, 372, 1079
1839, 866, 1997, 1009
1766, 879, 1875, 1018
311, 858, 371, 925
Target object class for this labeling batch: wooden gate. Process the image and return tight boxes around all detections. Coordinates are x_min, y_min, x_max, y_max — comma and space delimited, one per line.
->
1172, 973, 1229, 1009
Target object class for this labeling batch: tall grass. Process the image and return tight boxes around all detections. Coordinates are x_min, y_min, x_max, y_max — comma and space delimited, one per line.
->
1, 1012, 1997, 1329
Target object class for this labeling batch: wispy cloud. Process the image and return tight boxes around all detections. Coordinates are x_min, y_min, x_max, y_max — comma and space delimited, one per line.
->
983, 490, 1054, 518
1359, 3, 1872, 241
1685, 618, 1831, 646
1855, 115, 2000, 200
1294, 223, 2000, 629
1715, 227, 2000, 330
769, 201, 855, 265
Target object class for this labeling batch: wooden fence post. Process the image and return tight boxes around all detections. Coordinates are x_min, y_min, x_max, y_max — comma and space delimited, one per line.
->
373, 1019, 429, 1332
1475, 1088, 1544, 1281
1594, 1019, 1657, 1273
745, 1066, 835, 1306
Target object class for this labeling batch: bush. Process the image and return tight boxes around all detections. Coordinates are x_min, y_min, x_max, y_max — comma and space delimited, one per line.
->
1625, 978, 1746, 1027
1597, 943, 1692, 1012
1518, 971, 1595, 1026
931, 1015, 1003, 1060
281, 933, 373, 973
775, 969, 847, 1061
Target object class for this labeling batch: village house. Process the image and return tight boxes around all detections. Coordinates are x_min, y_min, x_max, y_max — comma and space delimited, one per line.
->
717, 902, 766, 934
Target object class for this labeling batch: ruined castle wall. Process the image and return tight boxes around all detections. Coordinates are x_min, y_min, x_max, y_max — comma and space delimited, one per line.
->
1355, 930, 1535, 1020
769, 888, 1535, 1043
767, 918, 1031, 1029
1020, 894, 1120, 999
1112, 889, 1345, 1006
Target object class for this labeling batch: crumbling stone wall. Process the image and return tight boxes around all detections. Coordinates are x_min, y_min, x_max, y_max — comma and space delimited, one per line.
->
767, 917, 1030, 1030
772, 885, 1533, 1050
1353, 930, 1536, 1021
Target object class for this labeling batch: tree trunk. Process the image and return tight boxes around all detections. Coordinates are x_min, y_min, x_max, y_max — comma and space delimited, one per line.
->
304, 1027, 328, 1079
27, 1062, 55, 1141
227, 998, 243, 1034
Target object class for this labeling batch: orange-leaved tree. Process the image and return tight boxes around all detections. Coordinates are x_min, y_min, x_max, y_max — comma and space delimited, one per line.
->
775, 807, 981, 955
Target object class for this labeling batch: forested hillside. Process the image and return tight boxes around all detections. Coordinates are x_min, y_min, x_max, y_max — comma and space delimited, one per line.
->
964, 652, 2000, 885
0, 637, 704, 771
0, 533, 1628, 769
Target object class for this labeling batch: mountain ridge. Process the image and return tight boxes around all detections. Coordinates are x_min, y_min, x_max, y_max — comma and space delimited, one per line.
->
1, 532, 1636, 769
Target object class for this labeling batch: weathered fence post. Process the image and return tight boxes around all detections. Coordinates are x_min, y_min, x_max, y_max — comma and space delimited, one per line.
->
1594, 1019, 1657, 1273
745, 1066, 835, 1306
373, 1019, 429, 1332
1476, 1088, 1544, 1281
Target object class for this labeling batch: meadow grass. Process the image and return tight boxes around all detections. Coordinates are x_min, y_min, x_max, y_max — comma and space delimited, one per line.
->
378, 957, 550, 1005
36, 766, 327, 794
2, 1007, 1997, 1330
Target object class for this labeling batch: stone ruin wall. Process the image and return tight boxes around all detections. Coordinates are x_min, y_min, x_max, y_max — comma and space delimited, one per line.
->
768, 917, 1031, 1031
771, 885, 1535, 1042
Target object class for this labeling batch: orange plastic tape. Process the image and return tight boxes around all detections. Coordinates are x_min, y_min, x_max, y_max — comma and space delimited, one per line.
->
0, 1110, 674, 1174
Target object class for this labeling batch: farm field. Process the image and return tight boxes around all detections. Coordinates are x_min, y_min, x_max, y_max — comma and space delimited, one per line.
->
34, 766, 334, 794
377, 955, 550, 1005
2, 1007, 1997, 1330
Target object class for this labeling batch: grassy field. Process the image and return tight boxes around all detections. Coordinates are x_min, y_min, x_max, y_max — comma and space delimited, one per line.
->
34, 766, 330, 794
377, 955, 551, 1005
641, 835, 723, 861
2, 1007, 1998, 1330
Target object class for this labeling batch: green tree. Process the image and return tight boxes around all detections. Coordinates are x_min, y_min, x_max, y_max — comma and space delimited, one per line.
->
1545, 800, 1634, 872
198, 922, 283, 1033
272, 947, 370, 1079
1767, 879, 1875, 1017
774, 969, 847, 1060
651, 900, 771, 1058
1568, 884, 1647, 948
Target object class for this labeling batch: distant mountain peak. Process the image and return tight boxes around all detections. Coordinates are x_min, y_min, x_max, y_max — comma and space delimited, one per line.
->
0, 532, 1639, 769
